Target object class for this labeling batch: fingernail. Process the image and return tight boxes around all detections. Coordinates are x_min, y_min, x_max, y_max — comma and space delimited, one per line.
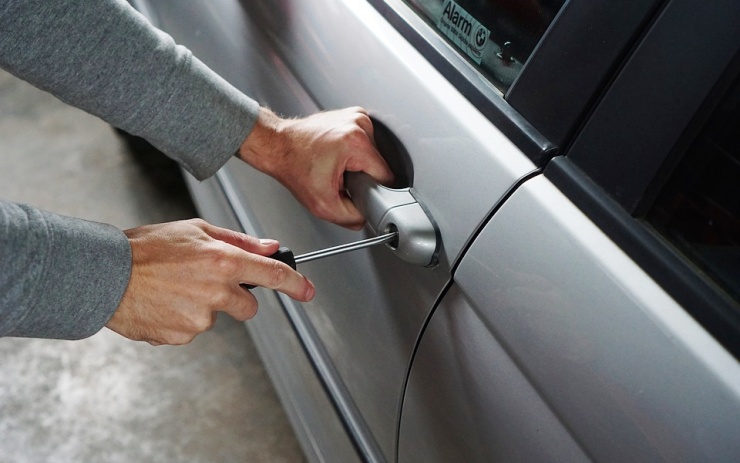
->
305, 280, 315, 301
259, 238, 279, 246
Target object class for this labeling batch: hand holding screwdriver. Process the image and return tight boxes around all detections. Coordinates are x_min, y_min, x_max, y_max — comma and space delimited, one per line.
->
106, 219, 316, 345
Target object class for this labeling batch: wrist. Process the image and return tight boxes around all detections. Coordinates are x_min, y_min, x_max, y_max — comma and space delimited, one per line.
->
238, 107, 289, 176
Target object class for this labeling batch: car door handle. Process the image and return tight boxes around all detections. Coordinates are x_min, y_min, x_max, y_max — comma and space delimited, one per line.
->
346, 172, 439, 267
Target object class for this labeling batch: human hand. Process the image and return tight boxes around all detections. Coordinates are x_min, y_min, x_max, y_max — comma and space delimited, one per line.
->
238, 107, 394, 230
106, 219, 314, 345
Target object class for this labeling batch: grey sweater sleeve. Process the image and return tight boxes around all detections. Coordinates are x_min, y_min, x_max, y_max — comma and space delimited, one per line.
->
0, 202, 132, 339
0, 0, 261, 339
0, 0, 260, 180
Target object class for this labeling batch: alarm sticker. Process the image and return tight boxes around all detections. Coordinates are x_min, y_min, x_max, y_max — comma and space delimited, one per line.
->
436, 0, 490, 64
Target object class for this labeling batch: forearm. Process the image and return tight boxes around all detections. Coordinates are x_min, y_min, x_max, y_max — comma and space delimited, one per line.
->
0, 0, 259, 179
0, 201, 131, 340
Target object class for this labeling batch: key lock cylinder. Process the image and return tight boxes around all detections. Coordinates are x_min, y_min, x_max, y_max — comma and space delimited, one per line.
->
345, 172, 439, 267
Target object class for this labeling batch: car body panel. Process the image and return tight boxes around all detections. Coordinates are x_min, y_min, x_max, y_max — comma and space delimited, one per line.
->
401, 176, 740, 461
399, 284, 591, 462
182, 172, 361, 463
139, 0, 535, 459
129, 0, 740, 461
236, 0, 538, 266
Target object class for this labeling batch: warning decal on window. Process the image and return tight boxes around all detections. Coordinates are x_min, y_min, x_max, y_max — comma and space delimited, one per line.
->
436, 0, 490, 64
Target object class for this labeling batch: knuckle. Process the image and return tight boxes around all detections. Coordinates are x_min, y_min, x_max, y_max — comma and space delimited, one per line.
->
184, 312, 216, 336
353, 111, 371, 125
218, 256, 238, 276
158, 331, 194, 346
173, 333, 197, 345
266, 260, 288, 287
239, 300, 259, 321
187, 218, 208, 229
244, 304, 258, 320
207, 247, 237, 275
208, 290, 231, 309
345, 124, 366, 139
312, 201, 334, 222
345, 126, 372, 149
194, 315, 215, 333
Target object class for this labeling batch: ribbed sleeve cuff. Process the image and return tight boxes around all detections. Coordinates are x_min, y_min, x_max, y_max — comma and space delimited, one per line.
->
2, 205, 132, 340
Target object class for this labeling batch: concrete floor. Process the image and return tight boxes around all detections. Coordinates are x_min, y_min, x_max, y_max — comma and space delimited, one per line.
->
0, 70, 305, 462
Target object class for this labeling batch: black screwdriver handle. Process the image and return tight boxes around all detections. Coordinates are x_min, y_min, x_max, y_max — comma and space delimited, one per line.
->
240, 247, 297, 290
267, 247, 297, 270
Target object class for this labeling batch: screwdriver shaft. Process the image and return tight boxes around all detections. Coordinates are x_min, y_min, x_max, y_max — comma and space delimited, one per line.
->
294, 231, 398, 264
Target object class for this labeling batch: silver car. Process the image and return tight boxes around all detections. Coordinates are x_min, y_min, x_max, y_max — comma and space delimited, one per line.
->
130, 0, 740, 461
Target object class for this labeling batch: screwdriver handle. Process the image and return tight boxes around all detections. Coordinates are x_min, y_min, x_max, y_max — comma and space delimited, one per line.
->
240, 247, 296, 290
267, 247, 297, 270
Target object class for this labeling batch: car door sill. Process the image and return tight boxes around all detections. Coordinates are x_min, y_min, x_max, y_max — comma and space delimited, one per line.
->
215, 168, 387, 463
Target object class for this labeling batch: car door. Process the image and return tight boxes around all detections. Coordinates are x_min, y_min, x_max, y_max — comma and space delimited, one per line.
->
134, 1, 542, 460
128, 0, 715, 461
400, 0, 740, 461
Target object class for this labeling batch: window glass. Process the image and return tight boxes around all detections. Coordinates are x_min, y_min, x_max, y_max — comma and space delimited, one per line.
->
405, 0, 566, 91
648, 74, 740, 302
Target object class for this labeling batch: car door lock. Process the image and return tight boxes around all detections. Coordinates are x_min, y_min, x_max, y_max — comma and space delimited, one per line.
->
346, 172, 439, 267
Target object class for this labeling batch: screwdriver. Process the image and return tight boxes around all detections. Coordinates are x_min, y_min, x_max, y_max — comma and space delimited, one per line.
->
241, 231, 398, 289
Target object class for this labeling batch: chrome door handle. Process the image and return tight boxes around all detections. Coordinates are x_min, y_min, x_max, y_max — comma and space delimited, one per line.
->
346, 172, 439, 267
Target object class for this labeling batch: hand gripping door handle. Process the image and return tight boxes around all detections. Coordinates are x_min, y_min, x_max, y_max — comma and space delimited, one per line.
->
345, 172, 439, 267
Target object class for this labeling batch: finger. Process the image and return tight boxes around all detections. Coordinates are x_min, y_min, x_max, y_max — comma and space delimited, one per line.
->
341, 117, 394, 185
352, 110, 375, 139
241, 255, 316, 302
199, 221, 280, 255
154, 330, 200, 346
315, 176, 365, 229
347, 107, 395, 185
224, 287, 259, 321
148, 323, 209, 346
348, 105, 368, 115
347, 144, 395, 186
337, 195, 366, 230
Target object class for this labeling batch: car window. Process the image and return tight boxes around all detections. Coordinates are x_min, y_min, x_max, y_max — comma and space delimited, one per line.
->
404, 0, 566, 90
647, 73, 740, 303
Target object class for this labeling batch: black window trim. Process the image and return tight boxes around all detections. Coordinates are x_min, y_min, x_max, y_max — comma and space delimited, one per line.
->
366, 0, 554, 164
508, 0, 667, 150
551, 0, 740, 358
366, 0, 666, 166
565, 0, 740, 213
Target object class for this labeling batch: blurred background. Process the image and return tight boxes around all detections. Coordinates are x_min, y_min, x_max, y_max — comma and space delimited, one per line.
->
0, 69, 304, 462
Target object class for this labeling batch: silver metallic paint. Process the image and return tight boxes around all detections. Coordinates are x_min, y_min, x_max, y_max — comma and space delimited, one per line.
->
147, 1, 534, 459
131, 1, 740, 461
431, 177, 740, 461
